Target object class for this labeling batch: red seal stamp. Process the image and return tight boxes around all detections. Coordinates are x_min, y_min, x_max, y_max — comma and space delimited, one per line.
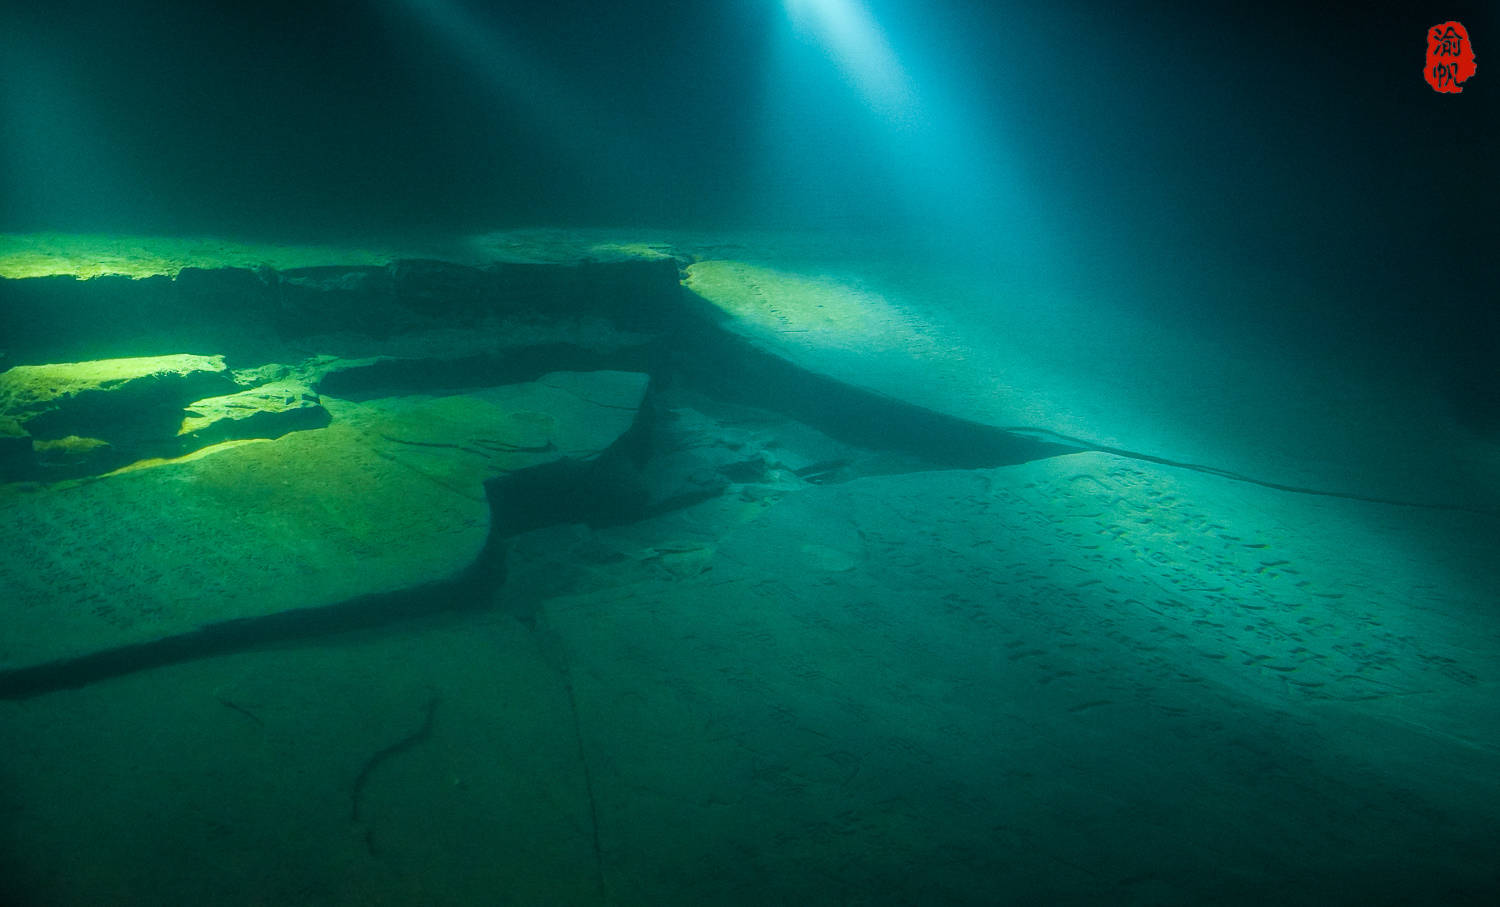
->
1425, 21, 1477, 93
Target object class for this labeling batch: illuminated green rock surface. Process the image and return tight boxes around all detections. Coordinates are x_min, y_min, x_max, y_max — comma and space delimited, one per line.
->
0, 230, 686, 375
177, 380, 330, 447
0, 370, 648, 674
0, 354, 234, 425
0, 230, 679, 280
0, 354, 239, 479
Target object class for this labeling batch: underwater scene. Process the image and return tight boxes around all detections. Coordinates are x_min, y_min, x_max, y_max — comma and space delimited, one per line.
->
1, 1, 1496, 904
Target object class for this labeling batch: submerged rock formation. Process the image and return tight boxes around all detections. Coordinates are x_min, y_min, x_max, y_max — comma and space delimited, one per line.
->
177, 380, 330, 447
0, 354, 237, 480
0, 370, 649, 681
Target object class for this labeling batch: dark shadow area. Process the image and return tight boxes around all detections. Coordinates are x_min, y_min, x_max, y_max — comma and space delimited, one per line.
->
314, 344, 659, 401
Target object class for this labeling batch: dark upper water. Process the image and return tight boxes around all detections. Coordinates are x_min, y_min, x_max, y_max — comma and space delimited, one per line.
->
2, 0, 1493, 424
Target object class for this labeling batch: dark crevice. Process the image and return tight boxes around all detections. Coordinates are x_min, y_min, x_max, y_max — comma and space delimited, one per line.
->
0, 571, 490, 700
313, 342, 660, 402
0, 434, 644, 698
1005, 427, 1500, 518
532, 622, 607, 900
350, 695, 441, 858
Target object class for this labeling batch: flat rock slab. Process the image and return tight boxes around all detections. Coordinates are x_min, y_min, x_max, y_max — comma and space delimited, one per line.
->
504, 453, 1500, 902
0, 354, 239, 480
0, 370, 648, 675
682, 253, 1500, 512
531, 452, 1500, 741
0, 354, 234, 437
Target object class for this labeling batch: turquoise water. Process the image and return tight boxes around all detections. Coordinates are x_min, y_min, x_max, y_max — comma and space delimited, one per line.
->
1, 2, 1496, 905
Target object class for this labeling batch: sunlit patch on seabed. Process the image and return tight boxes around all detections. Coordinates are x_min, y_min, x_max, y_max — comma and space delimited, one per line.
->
683, 259, 957, 360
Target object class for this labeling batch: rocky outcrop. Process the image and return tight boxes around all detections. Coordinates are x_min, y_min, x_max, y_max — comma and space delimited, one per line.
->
177, 380, 330, 447
0, 354, 237, 480
0, 249, 685, 369
0, 370, 650, 681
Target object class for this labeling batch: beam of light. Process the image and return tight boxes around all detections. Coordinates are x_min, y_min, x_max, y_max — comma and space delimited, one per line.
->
0, 30, 133, 232
382, 0, 645, 186
781, 0, 919, 126
763, 0, 1059, 267
389, 0, 577, 128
